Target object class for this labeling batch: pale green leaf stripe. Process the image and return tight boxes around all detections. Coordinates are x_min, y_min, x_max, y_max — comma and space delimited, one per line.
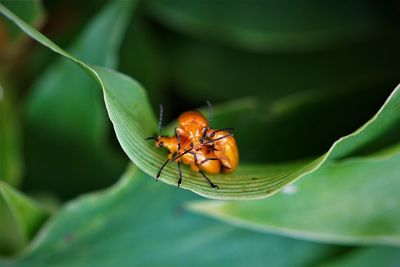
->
188, 145, 400, 246
1, 3, 399, 199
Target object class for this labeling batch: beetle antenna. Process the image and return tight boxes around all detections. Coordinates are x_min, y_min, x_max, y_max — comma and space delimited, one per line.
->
158, 104, 164, 136
206, 100, 213, 127
211, 128, 235, 135
205, 134, 233, 145
145, 136, 157, 141
200, 101, 213, 144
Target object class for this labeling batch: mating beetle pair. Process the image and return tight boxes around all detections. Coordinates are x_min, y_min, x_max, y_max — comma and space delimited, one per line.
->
146, 102, 239, 189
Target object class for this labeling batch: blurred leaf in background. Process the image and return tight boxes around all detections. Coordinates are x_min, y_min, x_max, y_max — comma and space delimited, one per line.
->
119, 14, 169, 113
0, 0, 47, 188
22, 0, 136, 199
318, 247, 400, 267
0, 0, 44, 60
1, 0, 400, 265
145, 0, 394, 52
0, 0, 48, 256
143, 0, 400, 162
0, 181, 48, 256
2, 0, 400, 199
0, 83, 22, 187
2, 166, 341, 267
26, 0, 133, 145
189, 143, 400, 245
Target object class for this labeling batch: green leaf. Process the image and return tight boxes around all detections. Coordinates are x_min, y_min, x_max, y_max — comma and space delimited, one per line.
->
92, 72, 400, 200
22, 1, 134, 198
181, 89, 397, 163
0, 181, 48, 255
188, 144, 400, 246
165, 37, 400, 162
0, 0, 44, 57
0, 0, 44, 40
119, 16, 169, 108
1, 2, 400, 200
26, 0, 134, 146
167, 37, 400, 103
146, 0, 391, 51
0, 84, 22, 187
318, 247, 400, 267
5, 166, 339, 266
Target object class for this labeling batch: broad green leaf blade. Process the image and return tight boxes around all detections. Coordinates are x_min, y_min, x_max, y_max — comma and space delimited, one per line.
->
188, 145, 400, 246
318, 247, 400, 267
26, 0, 134, 146
0, 84, 22, 187
2, 3, 400, 200
146, 0, 390, 51
6, 166, 339, 266
96, 66, 319, 198
92, 66, 400, 201
0, 181, 48, 255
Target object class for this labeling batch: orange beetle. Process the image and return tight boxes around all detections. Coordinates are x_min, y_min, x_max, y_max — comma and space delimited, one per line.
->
205, 129, 238, 174
146, 102, 239, 189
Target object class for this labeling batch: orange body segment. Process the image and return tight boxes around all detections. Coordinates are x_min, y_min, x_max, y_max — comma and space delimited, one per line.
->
207, 130, 239, 173
178, 111, 208, 145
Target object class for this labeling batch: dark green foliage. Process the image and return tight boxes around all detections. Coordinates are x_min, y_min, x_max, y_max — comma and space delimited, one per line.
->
1, 0, 400, 265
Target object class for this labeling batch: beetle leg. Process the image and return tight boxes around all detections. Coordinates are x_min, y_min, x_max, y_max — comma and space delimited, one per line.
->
145, 136, 157, 141
204, 143, 218, 152
191, 152, 199, 165
177, 160, 183, 187
156, 158, 170, 180
199, 170, 219, 189
190, 152, 219, 189
211, 147, 219, 152
173, 148, 193, 161
175, 128, 183, 187
191, 152, 220, 167
199, 158, 220, 165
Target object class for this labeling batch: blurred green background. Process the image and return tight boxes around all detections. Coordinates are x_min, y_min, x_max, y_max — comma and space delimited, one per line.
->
1, 0, 400, 266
